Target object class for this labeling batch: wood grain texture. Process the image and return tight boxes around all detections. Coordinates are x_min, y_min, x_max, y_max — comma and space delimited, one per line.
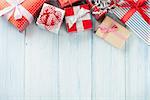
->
0, 15, 150, 100
126, 33, 150, 100
25, 23, 59, 100
0, 18, 25, 100
58, 25, 92, 100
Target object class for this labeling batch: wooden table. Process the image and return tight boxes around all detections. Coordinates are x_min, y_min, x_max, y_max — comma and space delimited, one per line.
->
0, 15, 150, 100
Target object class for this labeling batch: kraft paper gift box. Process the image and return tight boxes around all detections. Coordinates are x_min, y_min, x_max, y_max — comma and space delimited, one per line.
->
36, 3, 65, 34
0, 0, 46, 32
96, 16, 130, 48
58, 0, 79, 8
111, 0, 150, 45
65, 4, 93, 33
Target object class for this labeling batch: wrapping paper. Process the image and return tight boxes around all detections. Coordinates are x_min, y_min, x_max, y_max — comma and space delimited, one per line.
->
96, 16, 130, 48
86, 0, 114, 20
58, 0, 79, 8
0, 0, 46, 32
111, 0, 150, 45
36, 3, 65, 34
65, 4, 92, 33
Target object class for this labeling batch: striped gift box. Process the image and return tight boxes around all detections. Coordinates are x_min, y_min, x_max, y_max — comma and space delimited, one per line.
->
111, 0, 150, 45
65, 4, 93, 33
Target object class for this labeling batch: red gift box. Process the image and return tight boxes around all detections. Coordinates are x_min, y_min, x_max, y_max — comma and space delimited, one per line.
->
58, 0, 80, 8
65, 4, 92, 32
0, 0, 46, 32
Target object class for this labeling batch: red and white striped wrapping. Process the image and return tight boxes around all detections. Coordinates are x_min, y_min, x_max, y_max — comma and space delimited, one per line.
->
65, 4, 93, 33
111, 0, 150, 45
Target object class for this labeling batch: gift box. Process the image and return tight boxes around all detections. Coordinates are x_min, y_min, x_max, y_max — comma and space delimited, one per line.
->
86, 0, 115, 20
0, 0, 46, 32
96, 16, 130, 48
111, 0, 150, 45
36, 3, 65, 34
65, 4, 92, 33
58, 0, 79, 8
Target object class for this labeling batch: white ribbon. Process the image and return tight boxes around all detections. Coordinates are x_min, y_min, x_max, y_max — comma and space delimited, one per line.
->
0, 0, 33, 23
67, 8, 90, 28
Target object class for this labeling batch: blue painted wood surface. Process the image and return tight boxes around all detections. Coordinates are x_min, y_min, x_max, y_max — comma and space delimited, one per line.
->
0, 4, 150, 100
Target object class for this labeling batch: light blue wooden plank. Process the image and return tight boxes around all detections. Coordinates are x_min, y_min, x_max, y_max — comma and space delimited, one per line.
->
25, 23, 59, 100
0, 18, 25, 99
125, 33, 150, 100
92, 31, 126, 100
8, 97, 24, 100
40, 96, 58, 100
58, 25, 92, 100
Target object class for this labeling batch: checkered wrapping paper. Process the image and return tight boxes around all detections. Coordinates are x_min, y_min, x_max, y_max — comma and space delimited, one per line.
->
0, 0, 46, 32
65, 4, 93, 33
111, 0, 150, 45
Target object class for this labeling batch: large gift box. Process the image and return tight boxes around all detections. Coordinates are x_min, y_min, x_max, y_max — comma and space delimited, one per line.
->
0, 0, 46, 32
58, 0, 79, 8
96, 16, 130, 48
65, 4, 92, 33
111, 0, 150, 45
36, 3, 65, 34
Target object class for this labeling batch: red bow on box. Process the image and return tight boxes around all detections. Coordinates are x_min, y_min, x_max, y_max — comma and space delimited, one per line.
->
116, 0, 150, 24
98, 24, 128, 40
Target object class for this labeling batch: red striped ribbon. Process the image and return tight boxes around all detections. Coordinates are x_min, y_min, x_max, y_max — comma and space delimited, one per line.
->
116, 0, 150, 24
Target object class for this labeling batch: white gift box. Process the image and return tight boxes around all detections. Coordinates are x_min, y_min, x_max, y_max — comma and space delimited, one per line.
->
36, 3, 65, 34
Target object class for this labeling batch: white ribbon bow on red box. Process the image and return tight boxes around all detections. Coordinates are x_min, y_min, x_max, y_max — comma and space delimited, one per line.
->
65, 4, 92, 32
67, 8, 90, 28
0, 0, 33, 23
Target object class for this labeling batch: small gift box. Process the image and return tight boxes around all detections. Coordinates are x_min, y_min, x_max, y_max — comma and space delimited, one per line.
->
36, 3, 65, 34
86, 0, 115, 20
96, 16, 130, 48
0, 0, 46, 32
111, 0, 150, 45
65, 4, 92, 33
58, 0, 79, 8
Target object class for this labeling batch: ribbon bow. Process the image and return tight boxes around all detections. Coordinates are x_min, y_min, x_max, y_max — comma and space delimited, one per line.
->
0, 0, 33, 23
98, 24, 127, 40
68, 8, 90, 28
116, 0, 150, 24
99, 24, 118, 33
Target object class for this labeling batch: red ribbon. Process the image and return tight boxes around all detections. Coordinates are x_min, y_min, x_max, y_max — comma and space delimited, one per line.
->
116, 0, 150, 24
98, 24, 127, 40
